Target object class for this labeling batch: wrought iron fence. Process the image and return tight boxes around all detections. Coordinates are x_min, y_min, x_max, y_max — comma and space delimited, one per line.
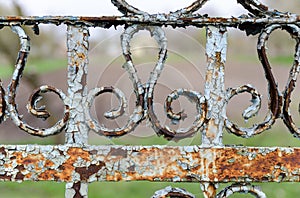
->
0, 0, 300, 197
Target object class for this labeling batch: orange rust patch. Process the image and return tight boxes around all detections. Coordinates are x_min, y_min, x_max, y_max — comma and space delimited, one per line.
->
45, 160, 55, 167
205, 70, 213, 82
215, 52, 222, 69
35, 148, 90, 181
67, 147, 90, 161
162, 161, 186, 180
25, 173, 32, 179
77, 53, 86, 59
205, 120, 217, 140
213, 148, 300, 181
14, 152, 45, 170
106, 171, 123, 181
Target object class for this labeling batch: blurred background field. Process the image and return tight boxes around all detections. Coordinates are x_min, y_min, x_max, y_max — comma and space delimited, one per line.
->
0, 0, 300, 197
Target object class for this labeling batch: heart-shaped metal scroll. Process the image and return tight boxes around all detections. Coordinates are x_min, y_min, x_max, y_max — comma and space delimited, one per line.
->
87, 24, 206, 140
225, 24, 300, 138
111, 0, 208, 16
112, 0, 285, 18
237, 0, 286, 17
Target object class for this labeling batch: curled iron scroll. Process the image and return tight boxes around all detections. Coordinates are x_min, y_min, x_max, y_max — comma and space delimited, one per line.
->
236, 0, 286, 17
216, 183, 266, 198
152, 186, 195, 198
85, 86, 143, 137
85, 25, 146, 137
149, 88, 207, 140
7, 25, 69, 136
87, 24, 207, 140
112, 0, 286, 18
225, 23, 292, 137
111, 0, 208, 16
224, 84, 273, 138
225, 24, 300, 138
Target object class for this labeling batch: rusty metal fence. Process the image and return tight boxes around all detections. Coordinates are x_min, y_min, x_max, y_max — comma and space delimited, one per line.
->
0, 0, 300, 197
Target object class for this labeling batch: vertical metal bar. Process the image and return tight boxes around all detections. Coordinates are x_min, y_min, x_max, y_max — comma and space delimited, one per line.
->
202, 26, 227, 146
65, 25, 90, 198
201, 26, 228, 198
200, 182, 218, 198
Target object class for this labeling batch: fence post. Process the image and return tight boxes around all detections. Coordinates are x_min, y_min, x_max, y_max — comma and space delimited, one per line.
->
202, 26, 227, 147
65, 25, 90, 198
201, 26, 228, 197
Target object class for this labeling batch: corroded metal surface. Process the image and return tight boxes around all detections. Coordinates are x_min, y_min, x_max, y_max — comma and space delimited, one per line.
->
1, 0, 300, 197
201, 182, 218, 198
65, 25, 89, 145
0, 145, 300, 183
1, 0, 300, 141
65, 25, 89, 198
202, 26, 227, 146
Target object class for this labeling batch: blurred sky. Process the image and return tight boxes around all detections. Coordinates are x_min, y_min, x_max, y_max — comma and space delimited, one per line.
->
1, 0, 248, 17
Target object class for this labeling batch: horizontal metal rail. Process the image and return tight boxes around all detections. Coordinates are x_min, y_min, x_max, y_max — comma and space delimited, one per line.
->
0, 15, 300, 30
0, 145, 299, 183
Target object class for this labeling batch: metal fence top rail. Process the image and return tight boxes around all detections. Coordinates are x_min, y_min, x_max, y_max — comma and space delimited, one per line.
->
0, 15, 300, 29
0, 0, 298, 34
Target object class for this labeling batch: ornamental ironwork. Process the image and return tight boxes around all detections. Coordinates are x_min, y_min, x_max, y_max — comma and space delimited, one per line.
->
0, 0, 299, 197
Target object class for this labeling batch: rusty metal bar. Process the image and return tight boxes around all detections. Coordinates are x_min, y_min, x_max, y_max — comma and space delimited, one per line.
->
201, 25, 228, 198
65, 25, 90, 198
0, 16, 299, 30
0, 145, 299, 183
202, 26, 227, 147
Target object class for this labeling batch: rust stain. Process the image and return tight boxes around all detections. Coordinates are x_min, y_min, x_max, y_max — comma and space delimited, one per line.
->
77, 52, 86, 59
0, 147, 6, 155
15, 152, 44, 165
45, 160, 55, 167
109, 148, 127, 158
106, 171, 123, 181
67, 147, 90, 161
75, 162, 105, 181
1, 146, 300, 183
215, 52, 222, 68
215, 148, 300, 182
205, 70, 213, 82
205, 119, 217, 140
39, 148, 88, 181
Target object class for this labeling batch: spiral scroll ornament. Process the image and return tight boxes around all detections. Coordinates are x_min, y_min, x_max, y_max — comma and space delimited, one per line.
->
216, 183, 266, 198
152, 186, 195, 198
7, 26, 69, 136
